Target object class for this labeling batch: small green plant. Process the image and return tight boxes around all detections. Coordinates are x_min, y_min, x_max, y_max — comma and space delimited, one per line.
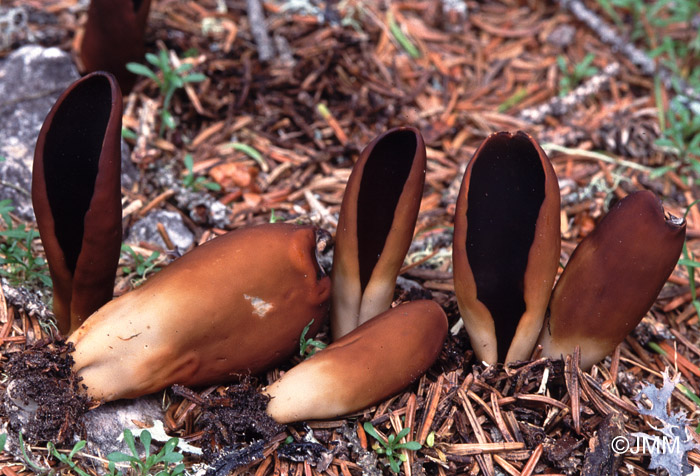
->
0, 433, 6, 451
387, 11, 420, 59
655, 95, 700, 165
0, 199, 52, 288
121, 244, 162, 287
107, 429, 185, 476
126, 49, 206, 136
269, 209, 283, 223
299, 319, 327, 357
677, 199, 700, 318
122, 127, 138, 140
182, 154, 221, 192
363, 422, 421, 473
18, 431, 46, 473
557, 53, 598, 96
48, 440, 92, 476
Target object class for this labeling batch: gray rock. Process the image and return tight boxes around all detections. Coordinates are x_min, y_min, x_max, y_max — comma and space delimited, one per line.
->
126, 209, 195, 255
0, 45, 77, 219
83, 396, 164, 457
0, 45, 139, 220
547, 24, 576, 48
121, 139, 139, 190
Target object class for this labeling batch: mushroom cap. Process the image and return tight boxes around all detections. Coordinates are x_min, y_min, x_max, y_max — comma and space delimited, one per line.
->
331, 127, 426, 339
538, 191, 686, 369
69, 223, 331, 401
32, 71, 123, 335
453, 131, 560, 364
266, 300, 447, 424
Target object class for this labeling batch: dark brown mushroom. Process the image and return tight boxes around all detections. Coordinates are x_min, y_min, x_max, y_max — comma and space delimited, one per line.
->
265, 300, 447, 423
32, 71, 123, 335
331, 127, 426, 340
452, 131, 560, 364
538, 191, 686, 369
80, 0, 152, 93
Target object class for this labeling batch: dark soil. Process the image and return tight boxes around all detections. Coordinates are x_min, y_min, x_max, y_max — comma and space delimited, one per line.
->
1, 339, 88, 444
173, 380, 283, 462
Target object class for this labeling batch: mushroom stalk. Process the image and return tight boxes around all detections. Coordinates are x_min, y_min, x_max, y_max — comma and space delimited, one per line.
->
68, 223, 331, 402
452, 131, 560, 364
331, 127, 426, 340
32, 72, 123, 335
80, 0, 152, 93
265, 300, 446, 423
538, 191, 686, 370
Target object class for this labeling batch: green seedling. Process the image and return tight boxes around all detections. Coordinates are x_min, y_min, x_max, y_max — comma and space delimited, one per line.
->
269, 209, 283, 223
182, 154, 221, 192
676, 199, 700, 318
498, 87, 529, 113
363, 422, 421, 473
107, 429, 185, 476
121, 244, 162, 287
122, 127, 138, 140
219, 142, 267, 171
48, 440, 92, 476
299, 319, 327, 357
387, 11, 420, 59
557, 53, 598, 96
126, 49, 206, 136
18, 431, 46, 473
0, 199, 51, 288
655, 96, 700, 165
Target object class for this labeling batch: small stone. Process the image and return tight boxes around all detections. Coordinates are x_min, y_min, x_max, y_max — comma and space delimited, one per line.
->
126, 209, 195, 255
547, 24, 576, 47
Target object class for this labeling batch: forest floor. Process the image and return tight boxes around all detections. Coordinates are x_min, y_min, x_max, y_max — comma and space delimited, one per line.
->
1, 0, 700, 475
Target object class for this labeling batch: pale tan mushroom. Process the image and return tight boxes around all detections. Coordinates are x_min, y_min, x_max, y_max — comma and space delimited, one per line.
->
452, 131, 560, 364
331, 127, 426, 340
69, 223, 331, 401
265, 300, 446, 423
538, 191, 686, 369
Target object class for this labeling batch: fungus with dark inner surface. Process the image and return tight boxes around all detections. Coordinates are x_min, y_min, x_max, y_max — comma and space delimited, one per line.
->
32, 71, 123, 336
331, 127, 426, 340
452, 131, 560, 364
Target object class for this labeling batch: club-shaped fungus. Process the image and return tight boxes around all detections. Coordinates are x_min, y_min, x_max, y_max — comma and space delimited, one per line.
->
538, 191, 686, 369
69, 224, 331, 401
265, 300, 446, 423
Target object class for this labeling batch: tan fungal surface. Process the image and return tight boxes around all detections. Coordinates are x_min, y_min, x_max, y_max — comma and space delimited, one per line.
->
69, 223, 331, 401
266, 300, 447, 423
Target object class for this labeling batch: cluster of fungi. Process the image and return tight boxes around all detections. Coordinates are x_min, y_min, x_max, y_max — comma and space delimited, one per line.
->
25, 0, 687, 430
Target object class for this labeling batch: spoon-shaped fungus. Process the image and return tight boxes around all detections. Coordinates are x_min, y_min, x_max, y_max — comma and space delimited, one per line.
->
265, 300, 446, 423
538, 191, 686, 370
453, 131, 560, 365
80, 0, 152, 93
69, 223, 331, 401
331, 127, 426, 340
32, 72, 123, 335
